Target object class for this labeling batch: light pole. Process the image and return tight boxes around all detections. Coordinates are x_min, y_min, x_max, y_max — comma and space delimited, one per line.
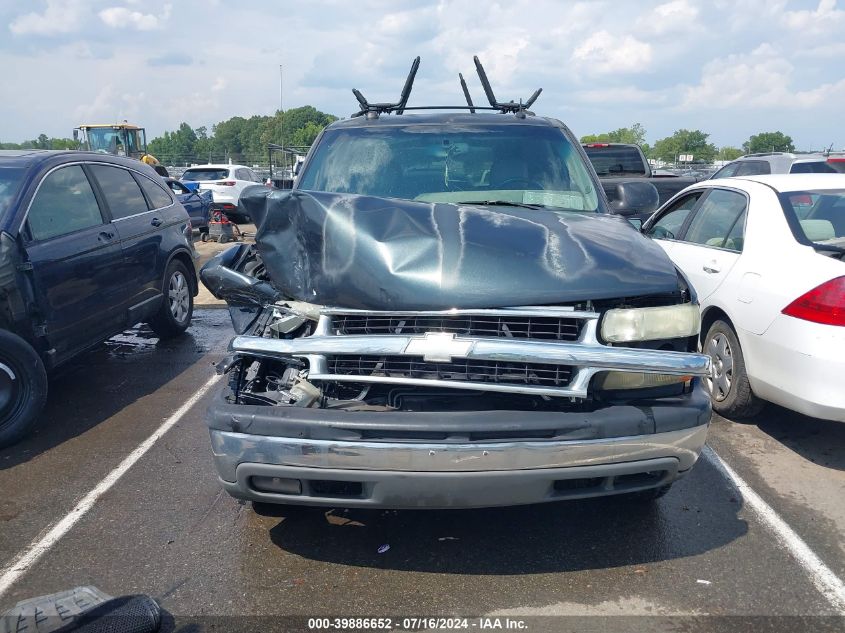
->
279, 64, 283, 113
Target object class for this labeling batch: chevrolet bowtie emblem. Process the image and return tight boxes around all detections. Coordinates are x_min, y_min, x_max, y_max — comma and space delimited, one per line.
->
404, 332, 474, 363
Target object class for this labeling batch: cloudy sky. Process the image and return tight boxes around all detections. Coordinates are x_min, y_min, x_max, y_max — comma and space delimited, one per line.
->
2, 0, 844, 149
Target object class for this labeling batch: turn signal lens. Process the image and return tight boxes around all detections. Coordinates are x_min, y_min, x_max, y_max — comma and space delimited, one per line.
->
597, 372, 692, 390
782, 276, 845, 326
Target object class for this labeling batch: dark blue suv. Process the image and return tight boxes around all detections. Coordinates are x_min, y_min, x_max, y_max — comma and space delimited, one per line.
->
0, 150, 198, 448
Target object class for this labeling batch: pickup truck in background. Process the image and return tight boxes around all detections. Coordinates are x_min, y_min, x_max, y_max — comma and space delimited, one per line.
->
583, 143, 703, 216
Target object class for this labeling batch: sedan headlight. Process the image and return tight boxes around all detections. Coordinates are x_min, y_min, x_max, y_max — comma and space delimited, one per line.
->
601, 304, 701, 343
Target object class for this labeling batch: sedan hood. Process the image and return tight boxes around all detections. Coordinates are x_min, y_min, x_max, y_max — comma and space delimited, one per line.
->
239, 187, 680, 310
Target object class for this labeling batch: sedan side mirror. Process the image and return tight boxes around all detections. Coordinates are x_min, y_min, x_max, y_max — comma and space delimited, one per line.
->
611, 181, 659, 217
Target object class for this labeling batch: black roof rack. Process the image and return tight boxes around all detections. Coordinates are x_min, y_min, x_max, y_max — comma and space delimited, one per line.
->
350, 56, 542, 118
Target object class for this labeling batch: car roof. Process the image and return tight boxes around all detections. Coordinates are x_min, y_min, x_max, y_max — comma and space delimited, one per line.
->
706, 173, 845, 193
0, 149, 160, 172
327, 112, 563, 130
183, 164, 246, 170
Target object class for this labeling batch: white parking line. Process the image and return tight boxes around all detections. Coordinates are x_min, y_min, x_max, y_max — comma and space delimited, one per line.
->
703, 445, 845, 614
0, 373, 222, 599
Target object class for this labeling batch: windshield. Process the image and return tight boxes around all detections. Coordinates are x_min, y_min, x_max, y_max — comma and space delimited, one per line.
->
84, 128, 126, 155
779, 189, 845, 251
297, 124, 600, 212
583, 145, 647, 176
182, 168, 230, 182
0, 166, 25, 218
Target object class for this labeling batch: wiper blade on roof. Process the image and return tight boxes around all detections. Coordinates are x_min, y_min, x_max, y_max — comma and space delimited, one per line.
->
457, 200, 543, 209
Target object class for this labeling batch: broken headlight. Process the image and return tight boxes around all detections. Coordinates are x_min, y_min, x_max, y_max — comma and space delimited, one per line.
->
600, 304, 700, 343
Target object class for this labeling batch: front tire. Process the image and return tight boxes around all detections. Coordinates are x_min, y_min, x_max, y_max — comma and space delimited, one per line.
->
704, 320, 763, 418
0, 330, 48, 449
148, 260, 194, 339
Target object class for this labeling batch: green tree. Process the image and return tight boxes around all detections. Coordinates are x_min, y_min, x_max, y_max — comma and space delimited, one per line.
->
743, 131, 794, 154
193, 126, 214, 163
290, 121, 325, 147
146, 105, 338, 165
718, 146, 743, 161
580, 123, 647, 146
652, 129, 717, 163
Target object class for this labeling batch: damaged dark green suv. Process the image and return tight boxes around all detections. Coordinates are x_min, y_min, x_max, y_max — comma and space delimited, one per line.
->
200, 59, 712, 510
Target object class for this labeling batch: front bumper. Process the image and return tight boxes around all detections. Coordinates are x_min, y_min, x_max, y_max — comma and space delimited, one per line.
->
208, 380, 711, 508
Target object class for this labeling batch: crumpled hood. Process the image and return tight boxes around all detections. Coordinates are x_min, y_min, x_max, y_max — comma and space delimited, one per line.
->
240, 187, 680, 310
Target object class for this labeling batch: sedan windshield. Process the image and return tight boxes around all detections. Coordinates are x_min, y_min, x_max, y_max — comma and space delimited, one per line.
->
297, 124, 600, 212
0, 166, 25, 218
182, 168, 229, 182
779, 189, 845, 251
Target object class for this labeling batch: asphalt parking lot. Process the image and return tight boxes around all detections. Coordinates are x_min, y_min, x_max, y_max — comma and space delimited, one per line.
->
1, 305, 844, 630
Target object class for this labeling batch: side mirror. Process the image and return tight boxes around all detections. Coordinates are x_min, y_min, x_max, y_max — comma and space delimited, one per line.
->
611, 181, 659, 217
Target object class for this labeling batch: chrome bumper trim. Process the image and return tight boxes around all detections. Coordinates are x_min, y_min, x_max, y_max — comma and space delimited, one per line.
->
210, 424, 709, 476
230, 334, 710, 375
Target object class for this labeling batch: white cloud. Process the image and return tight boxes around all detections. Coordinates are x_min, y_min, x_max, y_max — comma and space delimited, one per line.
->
9, 0, 86, 36
782, 0, 844, 35
572, 31, 652, 74
576, 86, 668, 105
98, 4, 172, 31
636, 0, 699, 35
681, 43, 845, 110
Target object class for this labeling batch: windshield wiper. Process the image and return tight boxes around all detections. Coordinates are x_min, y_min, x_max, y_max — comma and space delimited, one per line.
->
457, 200, 544, 210
813, 243, 845, 254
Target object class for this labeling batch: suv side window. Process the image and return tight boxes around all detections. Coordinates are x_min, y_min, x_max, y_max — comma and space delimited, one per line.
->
734, 160, 771, 176
27, 165, 104, 241
167, 180, 189, 194
89, 165, 150, 220
683, 189, 747, 249
790, 161, 837, 174
710, 162, 739, 179
236, 169, 249, 181
247, 169, 259, 182
136, 174, 173, 209
646, 192, 703, 240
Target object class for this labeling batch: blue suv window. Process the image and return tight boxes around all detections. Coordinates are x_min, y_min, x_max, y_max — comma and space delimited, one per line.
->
136, 174, 173, 209
89, 165, 149, 220
27, 166, 104, 241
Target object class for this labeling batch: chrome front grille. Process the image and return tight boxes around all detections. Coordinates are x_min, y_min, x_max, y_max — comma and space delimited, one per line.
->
332, 314, 581, 341
230, 305, 712, 398
327, 355, 574, 389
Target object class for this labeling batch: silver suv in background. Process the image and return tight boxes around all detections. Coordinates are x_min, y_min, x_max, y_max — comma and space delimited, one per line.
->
710, 152, 845, 179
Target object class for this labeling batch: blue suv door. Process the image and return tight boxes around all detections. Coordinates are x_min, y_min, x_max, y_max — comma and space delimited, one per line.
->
21, 164, 126, 364
88, 164, 166, 322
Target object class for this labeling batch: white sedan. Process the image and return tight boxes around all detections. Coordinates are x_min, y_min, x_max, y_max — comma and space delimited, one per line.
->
642, 174, 845, 421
